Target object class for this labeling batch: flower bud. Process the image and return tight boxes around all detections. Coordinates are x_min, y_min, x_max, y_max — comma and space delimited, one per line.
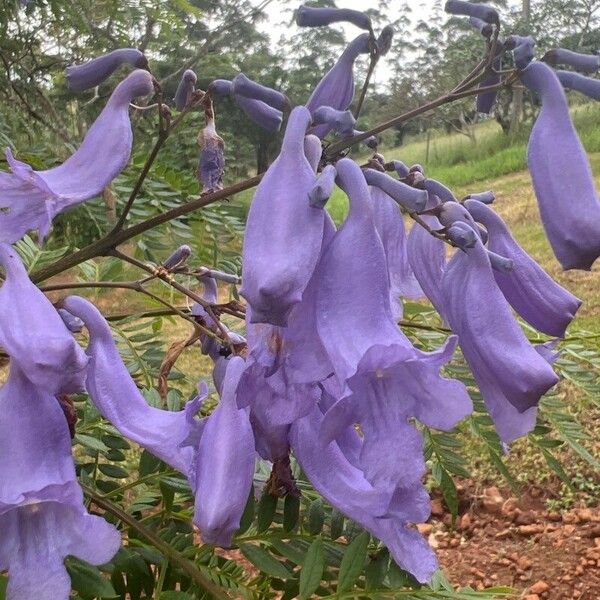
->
469, 16, 493, 38
363, 169, 428, 212
313, 106, 355, 136
209, 79, 233, 96
446, 222, 477, 249
542, 48, 600, 74
162, 244, 192, 270
445, 0, 499, 25
506, 35, 535, 69
557, 70, 600, 100
464, 190, 495, 204
57, 308, 84, 333
197, 117, 225, 192
376, 25, 394, 56
234, 95, 283, 131
66, 48, 148, 91
174, 69, 197, 110
309, 164, 337, 208
295, 5, 372, 31
231, 73, 289, 111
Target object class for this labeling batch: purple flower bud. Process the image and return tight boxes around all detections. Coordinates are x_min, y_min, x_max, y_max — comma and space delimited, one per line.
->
469, 16, 493, 38
376, 25, 394, 55
477, 54, 502, 113
353, 130, 379, 148
296, 5, 372, 31
0, 244, 88, 395
174, 69, 197, 110
520, 60, 600, 270
445, 0, 500, 25
464, 190, 495, 204
234, 95, 283, 131
58, 308, 84, 333
309, 164, 337, 208
556, 70, 600, 100
312, 106, 356, 136
197, 116, 225, 192
0, 363, 120, 599
363, 169, 428, 212
542, 48, 600, 74
195, 266, 240, 284
465, 199, 581, 337
193, 357, 255, 546
209, 79, 233, 97
0, 69, 154, 243
506, 35, 535, 69
231, 73, 290, 111
436, 201, 487, 243
446, 222, 477, 249
162, 244, 192, 270
241, 106, 324, 325
306, 33, 370, 138
389, 159, 410, 178
66, 48, 148, 91
422, 178, 457, 203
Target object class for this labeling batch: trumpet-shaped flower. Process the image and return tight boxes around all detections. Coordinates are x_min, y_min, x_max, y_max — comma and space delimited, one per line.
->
441, 225, 559, 441
0, 364, 120, 600
0, 69, 154, 243
465, 199, 581, 337
66, 48, 148, 91
241, 106, 324, 325
306, 34, 370, 138
520, 61, 600, 269
0, 244, 88, 394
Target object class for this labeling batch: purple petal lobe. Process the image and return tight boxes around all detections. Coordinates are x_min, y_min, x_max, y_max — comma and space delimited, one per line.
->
62, 296, 203, 475
193, 357, 255, 546
231, 73, 289, 111
304, 134, 323, 172
465, 199, 581, 337
0, 244, 88, 394
174, 69, 197, 110
296, 5, 372, 31
520, 61, 600, 270
0, 70, 154, 243
66, 48, 148, 91
542, 48, 600, 74
312, 106, 356, 136
306, 34, 370, 138
309, 164, 337, 208
241, 106, 324, 325
506, 35, 535, 69
363, 169, 428, 212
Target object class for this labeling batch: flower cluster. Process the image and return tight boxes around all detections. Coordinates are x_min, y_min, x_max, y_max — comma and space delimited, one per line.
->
0, 1, 598, 597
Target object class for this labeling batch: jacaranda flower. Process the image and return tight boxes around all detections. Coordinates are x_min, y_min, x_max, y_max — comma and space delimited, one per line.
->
542, 48, 600, 73
192, 356, 255, 546
241, 106, 324, 325
295, 5, 372, 31
174, 69, 197, 110
0, 363, 120, 600
445, 0, 499, 25
556, 70, 600, 100
520, 60, 600, 269
0, 244, 88, 395
309, 164, 337, 208
441, 224, 559, 442
363, 169, 428, 212
376, 25, 394, 56
506, 35, 535, 69
469, 16, 493, 38
465, 199, 581, 337
231, 73, 290, 111
306, 34, 370, 138
0, 69, 154, 243
312, 106, 356, 136
66, 48, 148, 91
315, 159, 472, 495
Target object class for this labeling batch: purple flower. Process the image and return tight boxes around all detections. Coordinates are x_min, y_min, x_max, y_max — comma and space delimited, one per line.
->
241, 107, 324, 325
464, 190, 495, 204
370, 186, 423, 318
303, 134, 323, 172
306, 34, 370, 138
441, 226, 559, 442
476, 52, 503, 114
174, 69, 197, 110
363, 169, 428, 212
0, 69, 154, 243
542, 48, 600, 74
290, 405, 438, 583
0, 364, 120, 600
162, 244, 192, 271
520, 60, 600, 269
376, 25, 394, 56
234, 95, 284, 132
295, 5, 372, 31
66, 48, 148, 91
506, 35, 535, 69
193, 356, 255, 546
556, 70, 600, 100
61, 296, 205, 474
231, 73, 290, 112
469, 16, 493, 38
445, 0, 499, 25
309, 164, 337, 208
0, 244, 88, 394
197, 116, 225, 192
465, 199, 581, 337
312, 106, 356, 136
314, 159, 472, 494
208, 79, 234, 97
